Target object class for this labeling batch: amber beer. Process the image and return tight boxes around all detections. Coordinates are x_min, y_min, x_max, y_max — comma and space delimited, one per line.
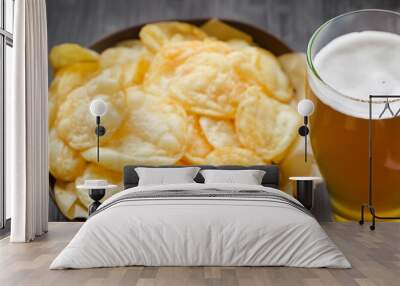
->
306, 10, 400, 221
308, 89, 400, 221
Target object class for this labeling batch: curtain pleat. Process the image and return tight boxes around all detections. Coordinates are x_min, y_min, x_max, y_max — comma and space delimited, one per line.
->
10, 0, 49, 242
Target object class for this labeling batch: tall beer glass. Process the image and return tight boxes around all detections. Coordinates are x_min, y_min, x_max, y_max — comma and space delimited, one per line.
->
307, 10, 400, 221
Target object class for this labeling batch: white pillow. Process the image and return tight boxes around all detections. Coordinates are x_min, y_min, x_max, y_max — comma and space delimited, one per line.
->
135, 167, 201, 186
200, 169, 266, 185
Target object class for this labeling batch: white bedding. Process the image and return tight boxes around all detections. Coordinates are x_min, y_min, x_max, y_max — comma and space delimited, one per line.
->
50, 183, 351, 269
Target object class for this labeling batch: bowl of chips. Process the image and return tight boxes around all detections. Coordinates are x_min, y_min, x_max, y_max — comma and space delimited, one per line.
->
49, 18, 318, 220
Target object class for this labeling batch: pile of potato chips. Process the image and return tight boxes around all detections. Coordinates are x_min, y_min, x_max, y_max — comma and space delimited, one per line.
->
49, 19, 319, 219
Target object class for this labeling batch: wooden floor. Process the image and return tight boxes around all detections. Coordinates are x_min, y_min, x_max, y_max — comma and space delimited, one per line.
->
0, 222, 399, 286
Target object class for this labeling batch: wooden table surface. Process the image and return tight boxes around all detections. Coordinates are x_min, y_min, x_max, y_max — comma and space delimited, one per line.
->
45, 0, 400, 221
46, 0, 400, 52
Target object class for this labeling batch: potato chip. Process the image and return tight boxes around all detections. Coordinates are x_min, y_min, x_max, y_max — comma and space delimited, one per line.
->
50, 43, 99, 70
163, 42, 246, 118
49, 129, 86, 181
54, 181, 78, 220
49, 96, 56, 128
235, 87, 301, 162
100, 45, 151, 86
75, 164, 122, 209
206, 147, 264, 165
183, 115, 213, 165
226, 39, 252, 50
279, 137, 321, 194
81, 87, 188, 171
49, 62, 100, 128
199, 117, 239, 148
229, 47, 293, 102
139, 22, 207, 52
55, 69, 127, 150
50, 62, 100, 101
116, 39, 143, 48
72, 203, 88, 219
201, 19, 253, 43
278, 53, 307, 106
144, 40, 232, 86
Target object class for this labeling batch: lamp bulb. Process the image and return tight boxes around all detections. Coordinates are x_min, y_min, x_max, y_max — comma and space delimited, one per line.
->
297, 99, 315, 116
90, 99, 107, 117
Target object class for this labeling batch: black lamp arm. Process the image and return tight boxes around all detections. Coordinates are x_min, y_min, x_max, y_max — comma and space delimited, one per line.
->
298, 116, 310, 162
94, 116, 106, 162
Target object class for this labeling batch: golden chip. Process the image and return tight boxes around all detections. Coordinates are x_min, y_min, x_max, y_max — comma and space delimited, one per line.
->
49, 62, 100, 128
279, 137, 321, 195
48, 96, 56, 128
235, 87, 301, 162
55, 69, 127, 150
139, 21, 207, 52
226, 39, 252, 50
72, 204, 88, 219
144, 40, 232, 91
164, 43, 246, 118
229, 47, 293, 102
50, 62, 100, 101
100, 45, 147, 68
183, 115, 213, 165
75, 164, 122, 209
199, 117, 239, 148
49, 43, 99, 70
116, 39, 143, 48
81, 87, 188, 171
206, 147, 264, 165
201, 19, 253, 43
278, 53, 307, 106
100, 45, 151, 86
49, 129, 86, 181
54, 181, 78, 220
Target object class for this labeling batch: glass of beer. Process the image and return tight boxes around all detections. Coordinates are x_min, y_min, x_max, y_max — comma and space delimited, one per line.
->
307, 10, 400, 221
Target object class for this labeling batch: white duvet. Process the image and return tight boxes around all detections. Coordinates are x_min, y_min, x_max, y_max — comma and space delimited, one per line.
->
50, 183, 350, 269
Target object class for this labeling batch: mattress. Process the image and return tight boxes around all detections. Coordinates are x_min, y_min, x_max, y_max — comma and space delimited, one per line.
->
50, 183, 350, 269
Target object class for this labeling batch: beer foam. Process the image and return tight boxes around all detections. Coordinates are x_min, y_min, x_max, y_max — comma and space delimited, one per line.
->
310, 31, 400, 119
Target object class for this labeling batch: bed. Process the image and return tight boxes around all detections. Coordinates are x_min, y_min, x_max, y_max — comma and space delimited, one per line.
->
50, 165, 350, 269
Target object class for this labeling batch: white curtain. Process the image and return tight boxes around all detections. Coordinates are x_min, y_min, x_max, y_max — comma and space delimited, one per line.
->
8, 0, 49, 242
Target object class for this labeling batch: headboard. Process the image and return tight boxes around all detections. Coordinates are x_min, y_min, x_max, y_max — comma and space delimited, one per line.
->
123, 165, 279, 189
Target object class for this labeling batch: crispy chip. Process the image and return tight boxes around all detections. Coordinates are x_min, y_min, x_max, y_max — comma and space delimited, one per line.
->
55, 69, 127, 150
139, 22, 207, 52
50, 43, 99, 70
183, 115, 213, 164
72, 204, 88, 219
116, 39, 143, 48
144, 40, 232, 88
229, 47, 293, 102
206, 147, 264, 165
50, 62, 100, 101
201, 19, 253, 43
75, 164, 122, 209
49, 62, 100, 128
100, 45, 151, 86
49, 129, 86, 181
155, 41, 246, 118
279, 137, 321, 194
226, 39, 253, 50
278, 53, 307, 106
199, 117, 239, 148
54, 181, 78, 220
236, 87, 301, 162
81, 87, 188, 171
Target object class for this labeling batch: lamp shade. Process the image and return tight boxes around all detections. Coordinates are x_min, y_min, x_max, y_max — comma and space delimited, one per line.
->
297, 99, 315, 116
90, 99, 107, 117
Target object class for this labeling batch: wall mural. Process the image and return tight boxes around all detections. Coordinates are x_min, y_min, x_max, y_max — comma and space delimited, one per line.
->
48, 17, 400, 222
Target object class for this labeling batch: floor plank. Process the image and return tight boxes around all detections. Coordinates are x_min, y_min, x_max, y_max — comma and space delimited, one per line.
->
0, 222, 399, 286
